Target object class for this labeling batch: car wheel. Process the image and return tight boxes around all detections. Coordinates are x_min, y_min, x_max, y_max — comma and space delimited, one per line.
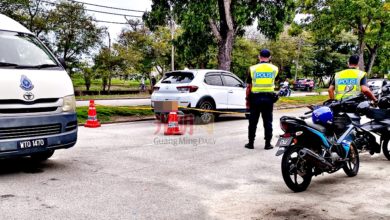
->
195, 99, 215, 124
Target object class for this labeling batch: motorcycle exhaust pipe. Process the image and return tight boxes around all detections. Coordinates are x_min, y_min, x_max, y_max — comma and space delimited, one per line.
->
299, 148, 333, 170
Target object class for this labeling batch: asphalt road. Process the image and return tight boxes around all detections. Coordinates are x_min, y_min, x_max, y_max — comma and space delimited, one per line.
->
76, 91, 328, 107
1, 108, 389, 219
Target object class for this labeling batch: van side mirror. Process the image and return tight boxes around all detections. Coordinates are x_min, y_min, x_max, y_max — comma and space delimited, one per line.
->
58, 58, 67, 69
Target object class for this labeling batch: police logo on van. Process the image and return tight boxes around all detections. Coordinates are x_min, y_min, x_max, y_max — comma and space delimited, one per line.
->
20, 75, 34, 91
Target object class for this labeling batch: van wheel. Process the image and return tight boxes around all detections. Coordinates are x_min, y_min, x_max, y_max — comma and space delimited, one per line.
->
31, 150, 55, 162
195, 100, 215, 124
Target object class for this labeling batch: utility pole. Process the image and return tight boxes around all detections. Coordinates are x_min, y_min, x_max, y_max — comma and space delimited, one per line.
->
107, 31, 111, 51
170, 5, 175, 71
295, 37, 302, 81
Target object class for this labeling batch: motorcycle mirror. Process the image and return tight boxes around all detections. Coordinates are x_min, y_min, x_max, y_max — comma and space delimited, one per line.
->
340, 84, 354, 101
344, 84, 354, 93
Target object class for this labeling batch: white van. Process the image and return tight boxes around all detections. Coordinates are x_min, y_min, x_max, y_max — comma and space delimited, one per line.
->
0, 14, 77, 161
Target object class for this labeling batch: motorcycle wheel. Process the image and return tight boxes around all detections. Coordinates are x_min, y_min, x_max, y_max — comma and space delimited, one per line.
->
382, 138, 390, 160
281, 145, 312, 192
343, 143, 359, 177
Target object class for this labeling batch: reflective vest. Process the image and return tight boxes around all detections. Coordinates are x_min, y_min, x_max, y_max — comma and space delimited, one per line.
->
250, 63, 279, 93
334, 69, 366, 100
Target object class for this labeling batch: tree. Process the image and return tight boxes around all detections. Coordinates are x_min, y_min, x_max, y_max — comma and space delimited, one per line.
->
231, 37, 259, 79
299, 0, 390, 74
77, 62, 94, 91
116, 20, 175, 80
0, 0, 51, 37
311, 32, 358, 86
116, 21, 154, 79
144, 0, 295, 71
48, 2, 104, 74
150, 26, 174, 75
94, 47, 125, 93
175, 26, 216, 69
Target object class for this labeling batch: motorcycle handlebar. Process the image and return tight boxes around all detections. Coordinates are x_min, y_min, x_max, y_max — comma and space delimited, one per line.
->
304, 110, 313, 115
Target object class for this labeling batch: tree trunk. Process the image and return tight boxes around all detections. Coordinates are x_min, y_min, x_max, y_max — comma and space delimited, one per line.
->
107, 73, 112, 94
357, 24, 365, 71
217, 30, 234, 71
209, 0, 235, 71
366, 22, 385, 75
366, 46, 378, 76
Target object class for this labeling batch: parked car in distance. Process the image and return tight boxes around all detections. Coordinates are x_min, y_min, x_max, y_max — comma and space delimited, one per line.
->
293, 78, 315, 91
151, 69, 247, 124
368, 78, 389, 97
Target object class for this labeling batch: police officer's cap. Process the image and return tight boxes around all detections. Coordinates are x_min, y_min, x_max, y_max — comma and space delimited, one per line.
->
260, 49, 271, 58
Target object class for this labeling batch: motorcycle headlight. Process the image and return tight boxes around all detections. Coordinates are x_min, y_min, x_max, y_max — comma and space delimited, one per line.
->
62, 95, 76, 112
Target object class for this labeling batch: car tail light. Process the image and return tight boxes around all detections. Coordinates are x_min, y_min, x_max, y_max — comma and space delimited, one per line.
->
153, 86, 160, 91
177, 86, 198, 93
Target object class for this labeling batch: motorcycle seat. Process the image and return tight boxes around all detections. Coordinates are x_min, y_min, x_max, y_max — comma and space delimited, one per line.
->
366, 109, 390, 121
304, 119, 327, 133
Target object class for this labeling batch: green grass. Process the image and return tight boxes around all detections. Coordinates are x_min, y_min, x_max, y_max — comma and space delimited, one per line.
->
72, 75, 150, 91
76, 93, 151, 101
277, 95, 328, 106
76, 106, 154, 124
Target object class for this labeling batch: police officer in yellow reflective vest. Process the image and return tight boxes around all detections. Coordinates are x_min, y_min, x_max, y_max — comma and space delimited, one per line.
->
328, 55, 377, 102
245, 49, 279, 150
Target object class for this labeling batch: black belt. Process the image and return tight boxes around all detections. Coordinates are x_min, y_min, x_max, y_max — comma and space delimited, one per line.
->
251, 92, 274, 96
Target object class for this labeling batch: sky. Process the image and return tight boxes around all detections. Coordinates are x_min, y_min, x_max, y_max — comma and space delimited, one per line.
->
79, 0, 152, 46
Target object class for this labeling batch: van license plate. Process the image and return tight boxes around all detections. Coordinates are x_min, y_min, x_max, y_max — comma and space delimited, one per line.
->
18, 139, 47, 149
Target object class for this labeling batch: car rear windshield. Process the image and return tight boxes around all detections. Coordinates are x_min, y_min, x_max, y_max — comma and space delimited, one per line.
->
161, 72, 194, 84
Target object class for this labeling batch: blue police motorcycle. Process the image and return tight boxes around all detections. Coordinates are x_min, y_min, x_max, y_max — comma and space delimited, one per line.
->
275, 86, 366, 192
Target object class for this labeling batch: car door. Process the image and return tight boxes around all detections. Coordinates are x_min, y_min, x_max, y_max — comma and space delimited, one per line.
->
204, 72, 228, 109
222, 73, 246, 110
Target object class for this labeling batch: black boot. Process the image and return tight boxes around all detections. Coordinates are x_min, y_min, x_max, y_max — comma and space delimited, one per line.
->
264, 141, 274, 150
245, 142, 254, 149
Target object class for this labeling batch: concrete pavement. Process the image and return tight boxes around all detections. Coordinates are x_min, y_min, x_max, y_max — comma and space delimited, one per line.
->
0, 108, 389, 219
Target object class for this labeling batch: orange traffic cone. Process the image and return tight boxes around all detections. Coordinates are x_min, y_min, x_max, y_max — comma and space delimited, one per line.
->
84, 100, 101, 128
164, 112, 183, 135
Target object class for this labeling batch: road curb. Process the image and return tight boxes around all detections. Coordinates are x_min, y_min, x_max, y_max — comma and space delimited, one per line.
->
76, 97, 151, 101
77, 105, 308, 126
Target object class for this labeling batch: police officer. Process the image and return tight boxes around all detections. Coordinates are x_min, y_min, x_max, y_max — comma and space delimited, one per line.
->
328, 55, 377, 102
245, 49, 279, 150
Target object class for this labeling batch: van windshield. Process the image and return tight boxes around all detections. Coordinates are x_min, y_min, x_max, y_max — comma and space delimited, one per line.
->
0, 31, 59, 69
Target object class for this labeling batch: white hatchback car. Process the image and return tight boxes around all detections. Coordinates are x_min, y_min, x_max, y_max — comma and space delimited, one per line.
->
151, 69, 247, 123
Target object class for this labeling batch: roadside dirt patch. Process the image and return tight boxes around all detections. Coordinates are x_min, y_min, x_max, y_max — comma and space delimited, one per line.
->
259, 207, 333, 220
